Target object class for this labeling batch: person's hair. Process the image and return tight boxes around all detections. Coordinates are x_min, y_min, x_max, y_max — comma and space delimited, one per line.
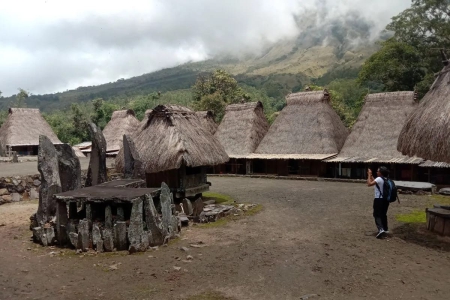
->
378, 166, 390, 177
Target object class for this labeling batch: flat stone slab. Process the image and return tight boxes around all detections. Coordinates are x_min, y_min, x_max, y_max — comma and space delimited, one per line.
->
394, 181, 436, 191
427, 208, 450, 218
439, 188, 450, 196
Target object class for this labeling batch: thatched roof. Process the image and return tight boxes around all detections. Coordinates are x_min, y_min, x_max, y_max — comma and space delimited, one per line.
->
72, 146, 86, 158
214, 102, 269, 158
329, 91, 422, 164
0, 108, 62, 150
196, 111, 218, 134
102, 109, 140, 152
116, 104, 228, 173
252, 90, 348, 160
398, 62, 450, 163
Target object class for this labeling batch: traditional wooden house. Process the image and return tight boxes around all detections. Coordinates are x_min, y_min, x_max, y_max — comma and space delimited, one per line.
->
116, 105, 229, 199
328, 91, 422, 180
102, 109, 140, 156
248, 90, 348, 176
398, 58, 450, 185
196, 111, 218, 135
214, 101, 269, 174
0, 108, 62, 156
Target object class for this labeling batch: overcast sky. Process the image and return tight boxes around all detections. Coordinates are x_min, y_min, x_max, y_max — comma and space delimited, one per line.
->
0, 0, 410, 97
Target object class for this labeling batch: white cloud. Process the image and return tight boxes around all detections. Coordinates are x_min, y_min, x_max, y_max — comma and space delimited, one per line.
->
0, 0, 410, 96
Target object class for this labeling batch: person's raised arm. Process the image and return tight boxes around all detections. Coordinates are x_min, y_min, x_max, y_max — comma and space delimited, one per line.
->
367, 169, 377, 186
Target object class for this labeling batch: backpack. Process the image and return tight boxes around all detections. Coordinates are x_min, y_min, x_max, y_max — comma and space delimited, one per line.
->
376, 177, 399, 203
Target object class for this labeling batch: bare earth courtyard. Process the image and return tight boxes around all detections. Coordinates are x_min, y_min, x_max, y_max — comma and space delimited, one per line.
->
1, 177, 450, 300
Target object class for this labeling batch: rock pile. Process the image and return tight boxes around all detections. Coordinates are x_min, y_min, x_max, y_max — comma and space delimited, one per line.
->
0, 175, 40, 205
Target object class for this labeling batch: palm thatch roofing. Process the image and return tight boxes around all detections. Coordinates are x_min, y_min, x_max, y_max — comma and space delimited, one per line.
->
0, 108, 62, 150
102, 109, 140, 153
252, 90, 348, 160
116, 104, 228, 173
328, 91, 422, 164
419, 160, 450, 168
196, 111, 218, 135
398, 61, 450, 163
214, 102, 269, 158
72, 146, 86, 158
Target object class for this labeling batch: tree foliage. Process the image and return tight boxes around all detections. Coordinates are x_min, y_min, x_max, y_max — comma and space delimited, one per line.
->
192, 70, 246, 120
358, 0, 450, 98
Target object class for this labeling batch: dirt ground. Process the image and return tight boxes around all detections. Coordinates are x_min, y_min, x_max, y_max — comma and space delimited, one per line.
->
1, 177, 450, 300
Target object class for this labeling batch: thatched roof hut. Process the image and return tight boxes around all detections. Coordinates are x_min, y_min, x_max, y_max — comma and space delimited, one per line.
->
102, 109, 140, 154
196, 111, 218, 135
0, 108, 62, 154
215, 101, 269, 158
116, 104, 228, 173
398, 61, 450, 163
329, 91, 422, 164
249, 90, 348, 160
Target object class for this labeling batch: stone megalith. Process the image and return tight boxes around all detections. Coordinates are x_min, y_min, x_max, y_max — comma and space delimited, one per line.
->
160, 182, 179, 241
36, 135, 62, 226
85, 123, 107, 187
56, 144, 81, 192
123, 134, 144, 179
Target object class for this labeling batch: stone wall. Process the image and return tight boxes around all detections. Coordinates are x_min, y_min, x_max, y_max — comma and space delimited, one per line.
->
0, 174, 41, 205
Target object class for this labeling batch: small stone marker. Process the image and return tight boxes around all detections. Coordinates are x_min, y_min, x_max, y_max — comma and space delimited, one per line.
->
182, 198, 193, 215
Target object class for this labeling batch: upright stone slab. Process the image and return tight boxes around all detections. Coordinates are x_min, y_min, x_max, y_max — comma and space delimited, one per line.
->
92, 223, 103, 252
102, 229, 114, 252
143, 194, 164, 246
36, 135, 62, 226
114, 221, 128, 251
128, 197, 149, 252
182, 198, 193, 216
161, 182, 177, 241
77, 219, 90, 251
56, 144, 81, 192
85, 123, 107, 187
123, 134, 144, 179
56, 201, 69, 246
193, 198, 204, 217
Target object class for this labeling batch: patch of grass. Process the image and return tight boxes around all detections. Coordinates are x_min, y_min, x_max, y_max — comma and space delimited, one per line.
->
202, 192, 234, 204
185, 291, 236, 300
395, 194, 450, 225
396, 210, 426, 224
430, 195, 450, 205
197, 218, 229, 229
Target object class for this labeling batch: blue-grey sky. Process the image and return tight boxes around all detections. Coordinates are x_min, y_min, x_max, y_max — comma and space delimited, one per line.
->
0, 0, 410, 96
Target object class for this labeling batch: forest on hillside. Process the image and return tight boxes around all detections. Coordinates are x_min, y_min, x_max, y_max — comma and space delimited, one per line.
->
0, 0, 447, 146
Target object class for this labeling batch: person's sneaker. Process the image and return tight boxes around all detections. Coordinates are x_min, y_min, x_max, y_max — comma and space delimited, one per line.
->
376, 229, 386, 239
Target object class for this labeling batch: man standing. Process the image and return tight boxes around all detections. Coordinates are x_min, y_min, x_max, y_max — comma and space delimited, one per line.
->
367, 166, 390, 239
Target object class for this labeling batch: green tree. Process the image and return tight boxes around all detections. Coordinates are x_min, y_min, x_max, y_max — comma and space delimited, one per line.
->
358, 0, 450, 98
15, 88, 29, 107
0, 110, 7, 127
192, 70, 245, 120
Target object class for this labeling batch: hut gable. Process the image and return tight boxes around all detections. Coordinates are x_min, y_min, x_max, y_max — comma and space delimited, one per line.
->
102, 109, 140, 153
398, 62, 450, 163
251, 90, 348, 159
330, 91, 421, 164
119, 104, 228, 173
0, 108, 62, 150
215, 101, 269, 158
196, 111, 218, 135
